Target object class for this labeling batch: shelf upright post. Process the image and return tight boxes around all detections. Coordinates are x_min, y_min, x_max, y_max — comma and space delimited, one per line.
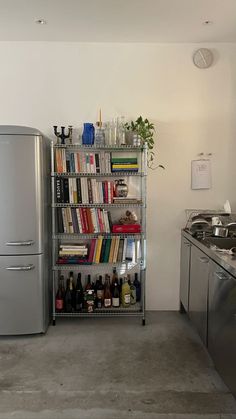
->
141, 143, 147, 325
51, 141, 56, 325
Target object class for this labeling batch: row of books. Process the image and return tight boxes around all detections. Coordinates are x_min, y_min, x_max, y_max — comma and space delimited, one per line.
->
55, 150, 140, 174
111, 157, 139, 172
56, 177, 114, 204
55, 150, 112, 174
57, 207, 112, 234
57, 237, 140, 265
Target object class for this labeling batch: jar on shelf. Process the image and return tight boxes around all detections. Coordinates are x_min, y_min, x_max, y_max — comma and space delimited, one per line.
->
115, 179, 128, 197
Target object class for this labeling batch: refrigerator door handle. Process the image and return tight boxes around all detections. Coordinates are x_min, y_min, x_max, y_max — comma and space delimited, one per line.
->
6, 240, 35, 246
5, 264, 35, 271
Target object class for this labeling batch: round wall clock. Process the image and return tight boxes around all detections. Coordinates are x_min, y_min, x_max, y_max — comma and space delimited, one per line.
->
192, 48, 213, 69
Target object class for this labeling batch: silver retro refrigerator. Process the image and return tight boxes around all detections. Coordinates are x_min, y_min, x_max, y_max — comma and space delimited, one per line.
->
0, 126, 50, 335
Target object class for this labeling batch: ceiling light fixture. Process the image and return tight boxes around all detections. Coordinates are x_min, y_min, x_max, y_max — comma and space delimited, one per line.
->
203, 20, 213, 25
35, 19, 47, 25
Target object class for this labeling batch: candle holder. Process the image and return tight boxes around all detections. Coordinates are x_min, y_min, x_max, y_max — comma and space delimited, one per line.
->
53, 125, 73, 145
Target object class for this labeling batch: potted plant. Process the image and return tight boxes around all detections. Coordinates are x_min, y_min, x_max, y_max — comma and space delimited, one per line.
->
124, 116, 164, 169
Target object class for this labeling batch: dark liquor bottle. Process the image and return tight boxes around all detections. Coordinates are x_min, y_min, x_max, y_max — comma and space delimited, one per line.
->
55, 275, 65, 312
69, 271, 76, 311
85, 274, 92, 291
133, 273, 141, 302
64, 278, 73, 312
96, 275, 104, 309
75, 273, 84, 312
111, 267, 118, 292
112, 281, 120, 307
104, 275, 112, 308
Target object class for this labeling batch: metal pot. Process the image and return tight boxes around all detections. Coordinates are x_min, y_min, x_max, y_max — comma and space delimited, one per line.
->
213, 225, 228, 237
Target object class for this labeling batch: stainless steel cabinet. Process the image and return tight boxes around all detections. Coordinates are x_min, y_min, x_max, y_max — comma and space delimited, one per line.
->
189, 245, 209, 345
208, 260, 236, 397
180, 236, 191, 311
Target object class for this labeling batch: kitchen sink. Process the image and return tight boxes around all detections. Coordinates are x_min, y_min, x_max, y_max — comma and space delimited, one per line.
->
203, 237, 236, 249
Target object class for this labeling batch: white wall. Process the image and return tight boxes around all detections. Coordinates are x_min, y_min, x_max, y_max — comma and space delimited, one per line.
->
0, 42, 236, 310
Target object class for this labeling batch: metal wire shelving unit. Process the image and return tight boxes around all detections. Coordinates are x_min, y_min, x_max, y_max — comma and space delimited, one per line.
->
51, 142, 147, 325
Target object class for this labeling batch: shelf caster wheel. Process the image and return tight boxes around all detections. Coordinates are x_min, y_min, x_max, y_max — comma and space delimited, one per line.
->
52, 319, 56, 326
142, 319, 145, 326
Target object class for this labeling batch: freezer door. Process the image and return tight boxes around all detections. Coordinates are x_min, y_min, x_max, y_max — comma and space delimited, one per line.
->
0, 134, 43, 254
0, 254, 45, 335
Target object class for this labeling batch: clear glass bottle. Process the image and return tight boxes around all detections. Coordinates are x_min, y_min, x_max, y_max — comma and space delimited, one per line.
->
95, 122, 105, 147
122, 276, 131, 307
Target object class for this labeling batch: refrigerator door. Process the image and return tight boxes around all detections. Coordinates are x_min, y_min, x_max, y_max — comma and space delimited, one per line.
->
0, 254, 45, 335
0, 131, 43, 254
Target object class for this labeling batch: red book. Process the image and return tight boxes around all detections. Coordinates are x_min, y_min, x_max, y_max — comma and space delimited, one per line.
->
82, 208, 89, 233
78, 208, 85, 233
104, 181, 108, 204
97, 208, 103, 232
86, 208, 94, 233
112, 224, 141, 233
88, 238, 96, 263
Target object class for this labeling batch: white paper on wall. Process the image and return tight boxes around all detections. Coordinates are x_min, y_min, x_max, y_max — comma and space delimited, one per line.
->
191, 159, 211, 190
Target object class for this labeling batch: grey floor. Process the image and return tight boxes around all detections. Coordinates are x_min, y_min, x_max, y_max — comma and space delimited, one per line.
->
0, 312, 236, 419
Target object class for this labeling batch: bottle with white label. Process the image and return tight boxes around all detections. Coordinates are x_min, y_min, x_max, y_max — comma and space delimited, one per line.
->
122, 277, 131, 307
104, 275, 112, 308
112, 281, 120, 307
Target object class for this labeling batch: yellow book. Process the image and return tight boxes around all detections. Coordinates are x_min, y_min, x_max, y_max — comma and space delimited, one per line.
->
113, 236, 120, 263
108, 237, 116, 263
95, 236, 103, 263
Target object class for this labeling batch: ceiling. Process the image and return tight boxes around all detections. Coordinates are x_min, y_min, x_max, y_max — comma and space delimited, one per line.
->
0, 0, 235, 43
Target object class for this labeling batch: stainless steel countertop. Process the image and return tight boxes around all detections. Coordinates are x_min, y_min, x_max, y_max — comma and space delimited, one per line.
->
182, 229, 236, 279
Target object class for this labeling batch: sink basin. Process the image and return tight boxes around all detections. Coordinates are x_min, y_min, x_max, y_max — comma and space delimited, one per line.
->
203, 237, 236, 249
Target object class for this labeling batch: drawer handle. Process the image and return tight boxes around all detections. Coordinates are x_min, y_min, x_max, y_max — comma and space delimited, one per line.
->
5, 265, 35, 271
199, 256, 209, 263
6, 240, 34, 246
215, 272, 230, 281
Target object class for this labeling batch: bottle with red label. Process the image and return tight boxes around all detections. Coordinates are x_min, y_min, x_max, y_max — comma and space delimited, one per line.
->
55, 275, 65, 312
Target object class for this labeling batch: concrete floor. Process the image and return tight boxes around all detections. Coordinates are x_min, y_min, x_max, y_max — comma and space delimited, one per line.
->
0, 312, 236, 419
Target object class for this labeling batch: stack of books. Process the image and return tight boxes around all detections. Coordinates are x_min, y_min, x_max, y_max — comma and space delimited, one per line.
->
56, 178, 114, 204
57, 244, 89, 264
57, 207, 112, 234
55, 150, 111, 174
111, 157, 139, 172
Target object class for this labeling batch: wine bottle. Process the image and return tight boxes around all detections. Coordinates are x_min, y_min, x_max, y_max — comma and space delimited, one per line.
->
130, 280, 136, 305
104, 275, 112, 308
64, 278, 73, 312
55, 275, 65, 312
122, 276, 131, 307
96, 275, 104, 308
112, 281, 120, 307
75, 273, 84, 312
111, 267, 118, 292
69, 271, 76, 311
85, 274, 92, 291
133, 273, 141, 302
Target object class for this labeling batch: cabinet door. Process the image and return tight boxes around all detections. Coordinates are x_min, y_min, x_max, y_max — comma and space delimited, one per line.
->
189, 246, 209, 345
0, 254, 44, 335
180, 236, 191, 311
208, 261, 236, 397
0, 134, 43, 255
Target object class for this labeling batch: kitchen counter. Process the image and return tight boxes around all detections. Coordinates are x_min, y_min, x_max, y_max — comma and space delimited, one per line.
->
182, 229, 236, 279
